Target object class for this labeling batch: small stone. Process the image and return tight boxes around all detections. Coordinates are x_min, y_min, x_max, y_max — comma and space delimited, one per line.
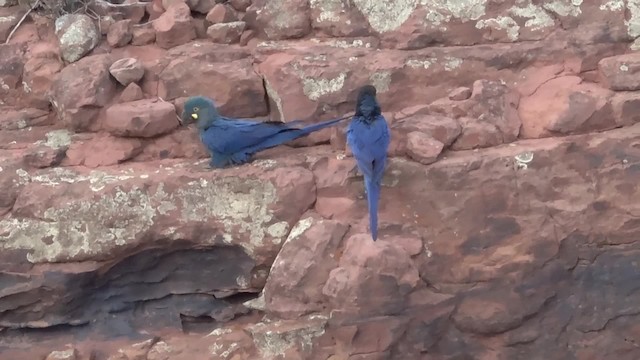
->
109, 57, 145, 86
193, 0, 217, 14
162, 0, 198, 10
54, 14, 100, 63
598, 53, 640, 91
45, 347, 78, 360
104, 99, 178, 138
131, 23, 156, 45
451, 118, 502, 150
206, 21, 245, 44
239, 29, 254, 46
205, 3, 239, 24
153, 3, 196, 49
406, 132, 444, 165
146, 0, 165, 21
107, 20, 133, 48
229, 0, 250, 12
119, 83, 145, 102
449, 87, 472, 101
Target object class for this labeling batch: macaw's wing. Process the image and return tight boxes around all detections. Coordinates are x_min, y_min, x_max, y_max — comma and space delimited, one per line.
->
202, 117, 296, 155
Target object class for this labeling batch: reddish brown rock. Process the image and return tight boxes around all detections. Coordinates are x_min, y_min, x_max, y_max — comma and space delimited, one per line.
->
239, 29, 254, 46
207, 21, 245, 44
22, 43, 64, 108
451, 117, 502, 150
107, 20, 133, 48
152, 3, 196, 49
598, 53, 640, 91
264, 216, 349, 318
63, 133, 143, 167
157, 48, 266, 118
519, 76, 615, 138
24, 145, 67, 169
50, 54, 117, 132
245, 0, 311, 40
406, 132, 444, 165
449, 86, 472, 101
322, 234, 420, 316
390, 114, 461, 156
193, 0, 217, 14
0, 43, 25, 100
131, 23, 156, 45
119, 83, 145, 103
162, 0, 198, 10
0, 107, 50, 130
229, 0, 250, 12
611, 92, 640, 127
205, 3, 239, 24
109, 57, 145, 86
145, 0, 165, 21
0, 6, 24, 42
104, 99, 178, 138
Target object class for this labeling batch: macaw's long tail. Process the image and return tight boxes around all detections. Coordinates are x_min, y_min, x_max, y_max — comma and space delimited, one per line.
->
245, 116, 349, 154
364, 176, 381, 241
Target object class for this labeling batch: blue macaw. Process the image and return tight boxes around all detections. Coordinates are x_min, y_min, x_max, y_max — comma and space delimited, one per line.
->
181, 96, 349, 168
346, 85, 391, 241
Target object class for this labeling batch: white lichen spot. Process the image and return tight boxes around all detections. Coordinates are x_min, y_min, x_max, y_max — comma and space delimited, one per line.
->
176, 178, 280, 253
300, 73, 346, 101
369, 71, 391, 92
310, 0, 342, 23
352, 0, 418, 33
476, 16, 520, 41
405, 58, 434, 69
283, 217, 314, 246
543, 0, 583, 17
236, 275, 250, 288
22, 81, 31, 94
244, 293, 266, 311
16, 119, 27, 129
264, 79, 285, 122
267, 221, 290, 239
38, 129, 72, 149
250, 318, 327, 358
509, 3, 555, 31
515, 151, 534, 170
600, 0, 624, 11
206, 327, 233, 337
444, 57, 463, 71
422, 0, 488, 26
621, 64, 629, 72
627, 0, 640, 38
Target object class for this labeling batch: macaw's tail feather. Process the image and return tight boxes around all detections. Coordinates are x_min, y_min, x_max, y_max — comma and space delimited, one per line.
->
244, 116, 347, 154
365, 176, 380, 241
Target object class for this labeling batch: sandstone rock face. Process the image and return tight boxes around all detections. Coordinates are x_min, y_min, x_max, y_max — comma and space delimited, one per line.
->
49, 54, 117, 132
5, 0, 640, 359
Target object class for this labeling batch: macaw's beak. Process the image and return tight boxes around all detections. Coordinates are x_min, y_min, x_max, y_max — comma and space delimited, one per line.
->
191, 113, 198, 120
180, 111, 194, 125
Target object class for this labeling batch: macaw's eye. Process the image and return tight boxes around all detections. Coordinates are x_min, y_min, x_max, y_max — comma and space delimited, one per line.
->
193, 106, 199, 112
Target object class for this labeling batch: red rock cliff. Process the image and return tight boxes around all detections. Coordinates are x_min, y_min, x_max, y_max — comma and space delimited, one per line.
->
1, 0, 640, 359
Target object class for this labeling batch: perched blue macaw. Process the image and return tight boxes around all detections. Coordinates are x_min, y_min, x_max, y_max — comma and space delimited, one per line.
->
181, 96, 348, 168
346, 85, 391, 241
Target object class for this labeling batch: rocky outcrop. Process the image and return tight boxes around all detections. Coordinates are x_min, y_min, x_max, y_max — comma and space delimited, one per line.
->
2, 0, 640, 359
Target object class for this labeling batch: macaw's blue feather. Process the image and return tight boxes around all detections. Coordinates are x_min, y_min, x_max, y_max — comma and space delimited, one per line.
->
181, 96, 348, 168
346, 85, 391, 241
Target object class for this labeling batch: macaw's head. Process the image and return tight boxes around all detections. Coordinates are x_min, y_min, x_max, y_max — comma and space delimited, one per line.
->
355, 85, 380, 118
181, 96, 220, 129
